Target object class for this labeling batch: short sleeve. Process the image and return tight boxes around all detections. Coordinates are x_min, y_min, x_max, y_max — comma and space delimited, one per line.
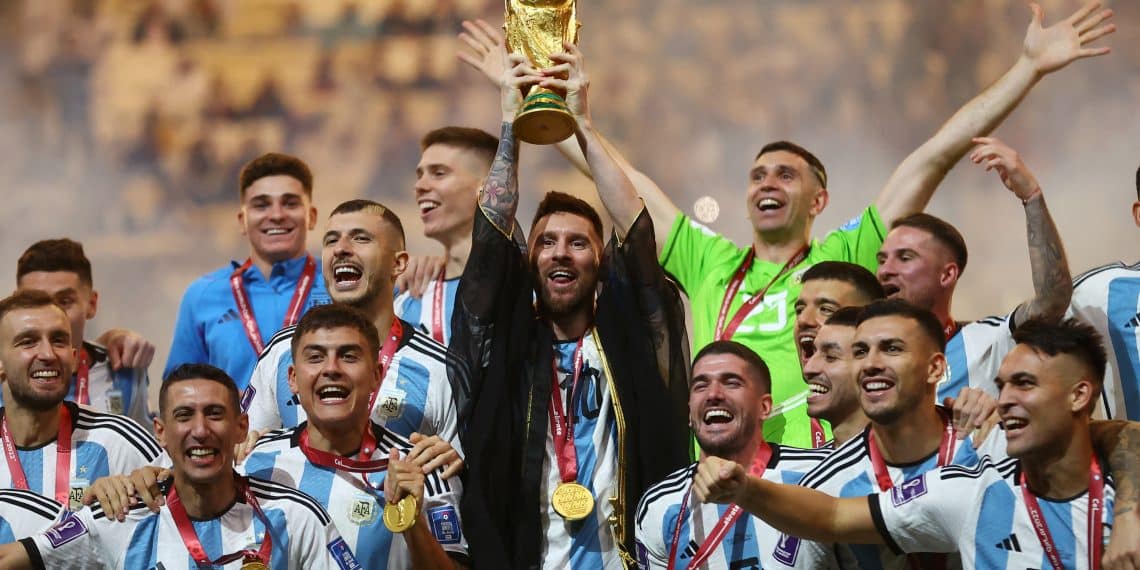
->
869, 473, 964, 555
303, 510, 362, 570
815, 205, 887, 272
423, 475, 468, 557
244, 346, 288, 432
659, 212, 746, 294
25, 509, 105, 569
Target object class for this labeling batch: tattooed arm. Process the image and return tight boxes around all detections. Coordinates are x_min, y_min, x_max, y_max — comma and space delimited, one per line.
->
1089, 420, 1140, 568
478, 50, 539, 234
968, 138, 1071, 325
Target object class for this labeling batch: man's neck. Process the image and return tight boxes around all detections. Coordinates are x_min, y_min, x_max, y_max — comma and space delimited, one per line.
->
304, 420, 368, 457
248, 250, 306, 280
871, 405, 946, 464
1022, 427, 1095, 500
441, 233, 472, 280
751, 230, 810, 264
547, 309, 592, 341
175, 472, 239, 520
4, 404, 63, 447
828, 409, 869, 447
711, 435, 769, 472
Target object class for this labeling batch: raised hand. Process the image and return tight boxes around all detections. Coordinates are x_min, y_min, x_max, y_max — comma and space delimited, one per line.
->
394, 255, 445, 299
540, 42, 591, 123
457, 19, 505, 87
97, 328, 156, 370
407, 432, 464, 480
692, 455, 747, 505
384, 449, 426, 512
1022, 1, 1114, 76
969, 137, 1041, 202
501, 48, 542, 121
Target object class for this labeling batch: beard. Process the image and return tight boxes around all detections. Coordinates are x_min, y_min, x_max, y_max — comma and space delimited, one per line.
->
694, 417, 756, 459
8, 377, 68, 411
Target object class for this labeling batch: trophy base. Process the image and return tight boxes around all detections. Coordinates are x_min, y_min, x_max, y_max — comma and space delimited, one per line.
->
514, 92, 576, 145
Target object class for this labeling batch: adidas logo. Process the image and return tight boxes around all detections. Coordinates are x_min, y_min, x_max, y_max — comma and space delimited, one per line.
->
216, 309, 240, 325
994, 533, 1022, 552
1126, 313, 1140, 329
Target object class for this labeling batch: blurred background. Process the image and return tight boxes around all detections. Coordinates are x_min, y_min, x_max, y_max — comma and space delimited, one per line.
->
0, 0, 1136, 406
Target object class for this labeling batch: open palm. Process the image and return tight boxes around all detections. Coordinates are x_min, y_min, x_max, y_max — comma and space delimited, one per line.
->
1022, 1, 1114, 75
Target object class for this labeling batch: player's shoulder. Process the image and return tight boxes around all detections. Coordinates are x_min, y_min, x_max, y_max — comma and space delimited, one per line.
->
637, 463, 695, 524
937, 454, 1018, 484
256, 325, 297, 365
0, 489, 64, 522
400, 323, 450, 367
964, 314, 1011, 329
246, 475, 334, 526
251, 426, 299, 453
798, 431, 870, 490
1074, 260, 1140, 289
186, 264, 237, 292
71, 403, 161, 458
771, 443, 832, 473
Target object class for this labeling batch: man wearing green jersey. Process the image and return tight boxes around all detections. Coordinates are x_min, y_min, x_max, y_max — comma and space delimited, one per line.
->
457, 2, 1114, 446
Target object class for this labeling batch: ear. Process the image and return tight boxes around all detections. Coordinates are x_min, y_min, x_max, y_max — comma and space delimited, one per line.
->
391, 251, 410, 281
236, 412, 249, 445
1132, 201, 1140, 228
809, 187, 830, 217
307, 204, 318, 231
153, 416, 166, 448
237, 208, 249, 237
1071, 378, 1095, 414
757, 393, 774, 421
939, 262, 961, 288
927, 352, 948, 387
287, 364, 300, 395
86, 289, 99, 320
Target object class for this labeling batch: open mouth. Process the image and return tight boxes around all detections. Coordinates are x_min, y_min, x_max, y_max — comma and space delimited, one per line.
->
702, 408, 735, 425
757, 197, 785, 212
332, 264, 364, 290
1003, 417, 1028, 435
807, 381, 830, 397
29, 368, 64, 386
263, 227, 293, 237
860, 377, 895, 395
547, 269, 578, 287
186, 446, 220, 465
798, 333, 816, 358
317, 385, 351, 403
881, 283, 901, 298
418, 200, 441, 216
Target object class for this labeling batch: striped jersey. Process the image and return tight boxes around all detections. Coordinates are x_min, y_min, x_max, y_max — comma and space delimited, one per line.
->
242, 320, 461, 456
541, 333, 620, 569
393, 277, 460, 346
937, 313, 1017, 403
788, 420, 1008, 569
0, 402, 162, 509
0, 490, 63, 544
635, 445, 832, 569
0, 342, 151, 431
872, 456, 1114, 570
20, 475, 359, 569
1070, 262, 1140, 420
243, 422, 467, 567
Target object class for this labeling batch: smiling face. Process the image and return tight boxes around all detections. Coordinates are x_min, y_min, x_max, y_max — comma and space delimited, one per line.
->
288, 326, 380, 432
745, 150, 827, 238
528, 212, 602, 319
996, 345, 1094, 459
852, 315, 944, 426
803, 323, 861, 424
876, 226, 956, 311
689, 352, 773, 458
794, 279, 864, 366
238, 174, 318, 265
415, 144, 483, 245
322, 210, 407, 309
0, 305, 75, 411
155, 379, 247, 487
17, 271, 96, 349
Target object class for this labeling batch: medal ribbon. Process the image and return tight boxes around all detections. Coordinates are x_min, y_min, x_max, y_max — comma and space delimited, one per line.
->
168, 474, 273, 566
810, 418, 827, 449
549, 338, 586, 484
431, 269, 446, 344
667, 443, 773, 570
943, 318, 959, 341
1, 406, 73, 504
299, 425, 389, 490
1021, 458, 1104, 570
75, 347, 90, 406
366, 319, 404, 411
714, 246, 809, 340
868, 409, 956, 492
230, 255, 316, 354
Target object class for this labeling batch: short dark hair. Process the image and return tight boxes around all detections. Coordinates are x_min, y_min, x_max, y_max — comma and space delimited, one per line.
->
239, 152, 313, 198
531, 191, 605, 243
891, 213, 968, 275
1012, 318, 1107, 389
801, 261, 885, 303
692, 340, 772, 395
824, 305, 863, 328
160, 363, 241, 417
291, 304, 381, 361
856, 299, 946, 353
329, 199, 406, 250
420, 126, 498, 170
17, 239, 93, 287
0, 290, 64, 329
756, 141, 827, 188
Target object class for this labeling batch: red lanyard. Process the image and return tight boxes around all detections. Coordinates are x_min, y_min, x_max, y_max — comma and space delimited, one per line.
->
667, 443, 773, 570
1, 406, 73, 504
810, 418, 827, 449
868, 410, 956, 492
168, 474, 273, 566
431, 270, 446, 344
299, 426, 388, 489
230, 255, 316, 354
1021, 458, 1104, 570
366, 319, 404, 411
549, 338, 586, 484
943, 319, 959, 341
714, 247, 809, 340
75, 347, 90, 406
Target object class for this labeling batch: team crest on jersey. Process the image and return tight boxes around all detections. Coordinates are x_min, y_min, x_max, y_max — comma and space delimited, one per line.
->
348, 493, 380, 525
376, 387, 406, 420
241, 385, 256, 412
428, 506, 461, 545
891, 475, 928, 506
773, 533, 801, 566
45, 512, 88, 547
69, 479, 89, 511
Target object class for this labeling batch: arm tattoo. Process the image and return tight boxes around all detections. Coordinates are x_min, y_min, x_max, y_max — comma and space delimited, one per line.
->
1109, 423, 1140, 513
1018, 196, 1071, 323
479, 122, 520, 232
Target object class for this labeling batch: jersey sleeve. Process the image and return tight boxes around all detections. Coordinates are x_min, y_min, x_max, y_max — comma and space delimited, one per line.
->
868, 472, 967, 555
244, 344, 288, 432
422, 473, 468, 557
815, 205, 887, 271
658, 212, 745, 294
633, 494, 670, 570
308, 518, 362, 570
164, 283, 209, 379
429, 370, 463, 460
23, 509, 106, 569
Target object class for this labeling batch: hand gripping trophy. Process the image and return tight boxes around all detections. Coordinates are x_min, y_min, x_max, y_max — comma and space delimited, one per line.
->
505, 0, 579, 145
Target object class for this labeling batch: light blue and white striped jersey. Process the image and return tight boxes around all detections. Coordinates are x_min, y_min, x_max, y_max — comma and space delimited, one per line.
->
635, 445, 832, 569
0, 342, 151, 431
0, 489, 63, 544
787, 418, 1008, 569
393, 277, 460, 346
542, 333, 620, 569
242, 320, 461, 457
1070, 262, 1140, 421
22, 475, 359, 569
242, 421, 467, 567
873, 456, 1114, 570
0, 402, 162, 509
937, 313, 1017, 403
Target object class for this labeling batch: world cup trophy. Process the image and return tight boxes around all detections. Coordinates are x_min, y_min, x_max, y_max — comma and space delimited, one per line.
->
505, 0, 579, 145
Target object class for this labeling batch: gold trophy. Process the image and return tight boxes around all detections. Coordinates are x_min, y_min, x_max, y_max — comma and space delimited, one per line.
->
505, 0, 579, 145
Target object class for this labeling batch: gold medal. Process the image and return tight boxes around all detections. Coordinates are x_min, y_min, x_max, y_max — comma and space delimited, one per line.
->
551, 482, 595, 521
383, 495, 418, 533
241, 556, 269, 570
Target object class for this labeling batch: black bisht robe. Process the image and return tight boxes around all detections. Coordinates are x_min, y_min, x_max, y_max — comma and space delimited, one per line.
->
450, 206, 691, 569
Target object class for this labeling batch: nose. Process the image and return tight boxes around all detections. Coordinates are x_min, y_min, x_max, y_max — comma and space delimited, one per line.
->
551, 240, 572, 260
802, 352, 823, 381
796, 307, 818, 335
34, 339, 58, 362
860, 348, 884, 378
188, 413, 210, 439
877, 256, 896, 280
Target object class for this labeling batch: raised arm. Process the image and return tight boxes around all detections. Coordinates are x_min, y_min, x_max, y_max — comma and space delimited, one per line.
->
968, 137, 1071, 325
458, 20, 678, 248
692, 456, 882, 544
478, 48, 538, 234
875, 2, 1114, 226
